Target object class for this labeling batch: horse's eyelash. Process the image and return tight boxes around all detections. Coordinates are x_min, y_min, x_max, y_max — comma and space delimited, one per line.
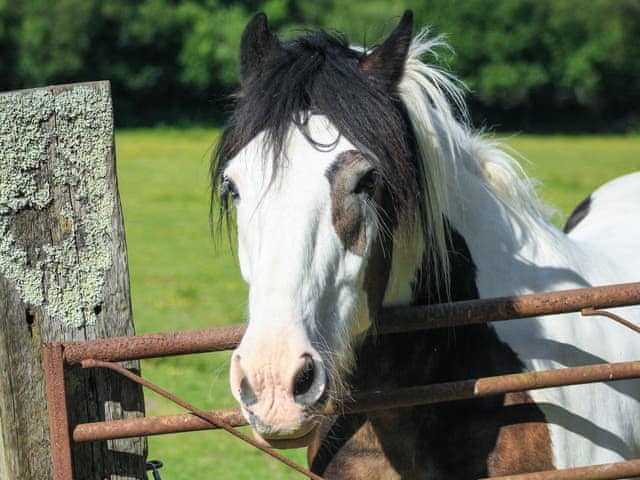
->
218, 179, 228, 197
220, 176, 240, 200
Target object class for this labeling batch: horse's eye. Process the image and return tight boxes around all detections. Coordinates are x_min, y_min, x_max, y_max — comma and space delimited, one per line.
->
353, 169, 378, 196
220, 176, 240, 201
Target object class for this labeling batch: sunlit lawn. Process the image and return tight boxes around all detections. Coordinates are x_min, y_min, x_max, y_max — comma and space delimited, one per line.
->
115, 128, 639, 479
507, 135, 640, 220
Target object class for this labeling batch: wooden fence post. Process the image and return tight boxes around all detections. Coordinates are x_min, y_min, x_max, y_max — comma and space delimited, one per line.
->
0, 82, 146, 479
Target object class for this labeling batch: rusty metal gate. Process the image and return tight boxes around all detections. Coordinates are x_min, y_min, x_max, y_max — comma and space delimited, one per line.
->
43, 281, 640, 480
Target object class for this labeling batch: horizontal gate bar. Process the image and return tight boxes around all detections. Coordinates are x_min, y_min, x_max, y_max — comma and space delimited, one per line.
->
342, 359, 640, 414
378, 280, 640, 335
73, 358, 640, 442
63, 324, 246, 364
485, 458, 640, 480
73, 407, 246, 442
62, 281, 640, 364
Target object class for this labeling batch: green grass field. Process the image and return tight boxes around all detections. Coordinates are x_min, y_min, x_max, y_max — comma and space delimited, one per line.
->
114, 129, 639, 479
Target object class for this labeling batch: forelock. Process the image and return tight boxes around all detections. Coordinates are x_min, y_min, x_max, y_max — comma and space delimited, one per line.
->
211, 28, 421, 232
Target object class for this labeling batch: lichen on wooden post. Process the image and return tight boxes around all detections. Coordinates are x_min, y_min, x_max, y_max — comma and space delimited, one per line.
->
0, 82, 146, 479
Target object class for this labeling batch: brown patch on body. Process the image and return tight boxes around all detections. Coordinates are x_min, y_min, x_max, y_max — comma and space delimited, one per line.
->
310, 332, 555, 479
487, 391, 555, 476
310, 415, 402, 480
326, 150, 375, 256
309, 224, 555, 478
362, 186, 394, 317
564, 194, 591, 234
362, 227, 393, 317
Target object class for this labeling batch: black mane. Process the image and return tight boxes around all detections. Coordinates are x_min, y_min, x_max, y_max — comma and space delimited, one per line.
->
211, 29, 421, 228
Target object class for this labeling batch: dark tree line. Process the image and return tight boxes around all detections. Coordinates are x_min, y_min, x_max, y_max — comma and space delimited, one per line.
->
1, 0, 638, 129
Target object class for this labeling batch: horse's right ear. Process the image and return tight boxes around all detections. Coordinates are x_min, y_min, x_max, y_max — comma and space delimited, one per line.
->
360, 11, 413, 92
239, 12, 280, 86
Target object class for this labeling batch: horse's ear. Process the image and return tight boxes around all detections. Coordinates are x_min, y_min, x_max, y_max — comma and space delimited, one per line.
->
239, 12, 280, 86
360, 11, 413, 91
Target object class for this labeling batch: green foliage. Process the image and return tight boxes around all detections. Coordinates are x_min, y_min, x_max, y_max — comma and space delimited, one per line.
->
544, 0, 640, 111
412, 0, 640, 113
178, 1, 249, 89
412, 0, 552, 107
0, 0, 638, 127
0, 0, 19, 89
17, 0, 94, 85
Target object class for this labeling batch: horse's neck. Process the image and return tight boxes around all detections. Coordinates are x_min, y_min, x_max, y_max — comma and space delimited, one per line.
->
447, 163, 589, 297
386, 149, 586, 306
366, 224, 502, 385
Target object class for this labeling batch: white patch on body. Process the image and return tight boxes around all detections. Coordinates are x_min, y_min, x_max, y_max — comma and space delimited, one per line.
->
394, 33, 640, 469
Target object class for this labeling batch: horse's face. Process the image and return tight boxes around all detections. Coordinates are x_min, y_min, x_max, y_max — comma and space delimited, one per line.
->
218, 11, 414, 448
224, 116, 383, 447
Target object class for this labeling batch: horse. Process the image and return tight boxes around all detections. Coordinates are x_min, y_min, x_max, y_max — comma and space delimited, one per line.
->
211, 11, 640, 478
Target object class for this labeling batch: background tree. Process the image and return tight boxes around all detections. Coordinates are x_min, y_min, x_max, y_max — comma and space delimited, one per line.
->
0, 0, 637, 129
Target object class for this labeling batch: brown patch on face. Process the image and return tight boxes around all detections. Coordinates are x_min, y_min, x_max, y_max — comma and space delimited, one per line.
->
326, 150, 395, 316
326, 150, 375, 256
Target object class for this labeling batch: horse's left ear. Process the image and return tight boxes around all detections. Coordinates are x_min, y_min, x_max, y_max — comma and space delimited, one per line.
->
360, 10, 413, 91
239, 12, 281, 86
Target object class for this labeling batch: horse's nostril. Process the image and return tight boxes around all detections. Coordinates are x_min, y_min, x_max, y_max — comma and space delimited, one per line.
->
293, 355, 316, 399
239, 376, 258, 407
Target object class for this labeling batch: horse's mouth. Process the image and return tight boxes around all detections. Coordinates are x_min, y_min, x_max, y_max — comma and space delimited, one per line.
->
251, 425, 318, 449
242, 393, 331, 450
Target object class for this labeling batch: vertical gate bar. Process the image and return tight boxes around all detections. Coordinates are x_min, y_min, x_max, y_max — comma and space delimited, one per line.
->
42, 343, 73, 480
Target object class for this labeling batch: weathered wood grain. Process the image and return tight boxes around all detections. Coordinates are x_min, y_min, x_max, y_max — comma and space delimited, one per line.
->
0, 81, 146, 479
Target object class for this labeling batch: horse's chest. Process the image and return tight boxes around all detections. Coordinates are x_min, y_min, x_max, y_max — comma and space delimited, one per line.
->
309, 326, 554, 479
310, 392, 554, 479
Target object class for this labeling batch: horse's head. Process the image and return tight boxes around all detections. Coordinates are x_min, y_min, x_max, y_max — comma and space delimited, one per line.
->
213, 11, 420, 448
